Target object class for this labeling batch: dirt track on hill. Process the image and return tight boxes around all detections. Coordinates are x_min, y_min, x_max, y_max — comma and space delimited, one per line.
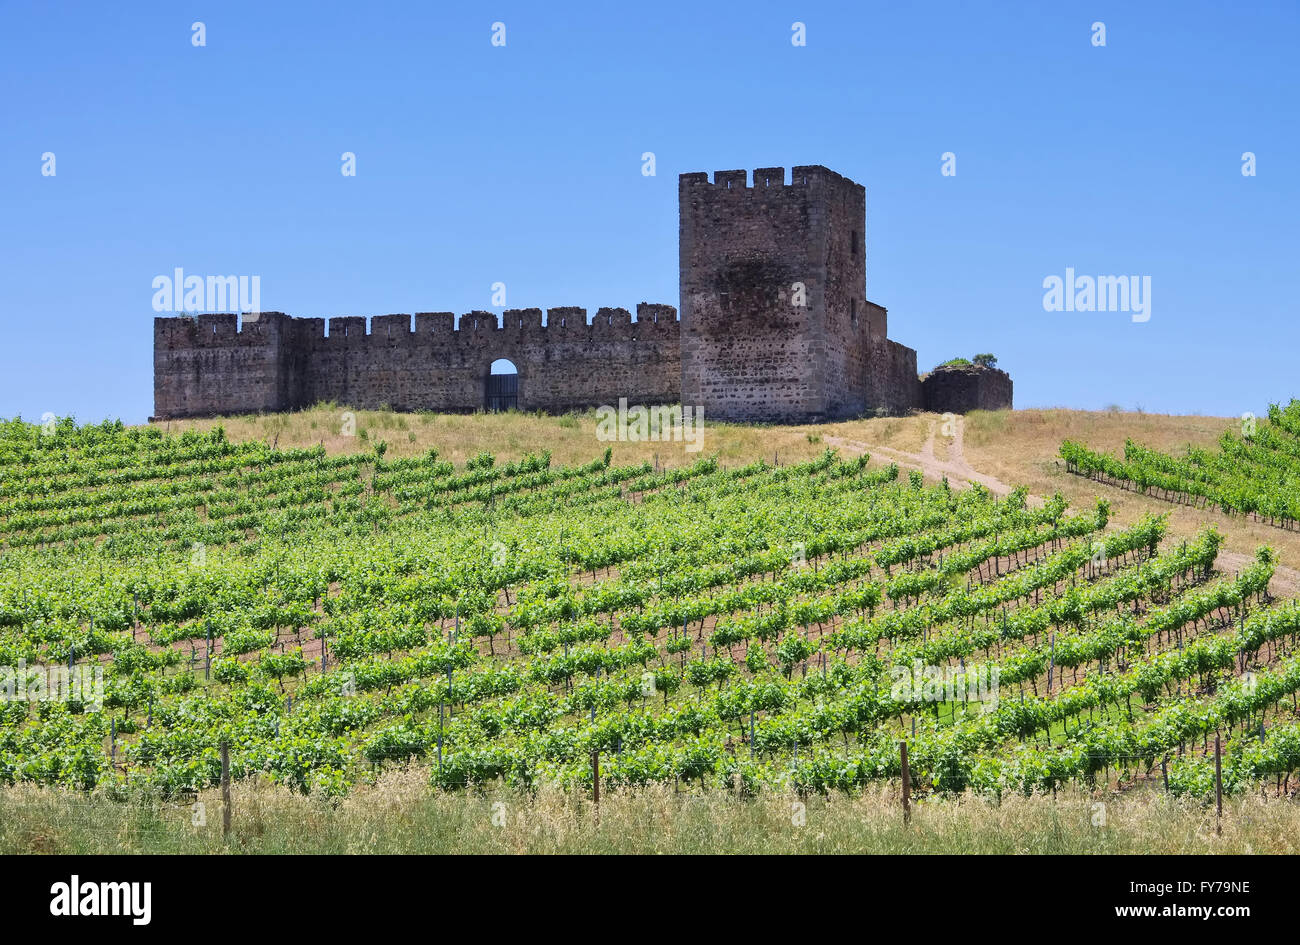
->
827, 417, 1300, 596
1217, 550, 1300, 598
827, 417, 1023, 498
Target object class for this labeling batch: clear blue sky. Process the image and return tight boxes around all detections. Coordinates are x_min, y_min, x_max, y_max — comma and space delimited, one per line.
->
2, 1, 1296, 424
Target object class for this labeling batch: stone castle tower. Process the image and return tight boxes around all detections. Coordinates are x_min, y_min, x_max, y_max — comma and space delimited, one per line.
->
153, 164, 1011, 422
680, 165, 921, 422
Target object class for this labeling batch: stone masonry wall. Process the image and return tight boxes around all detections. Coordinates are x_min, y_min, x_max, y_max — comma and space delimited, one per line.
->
817, 171, 872, 420
864, 338, 924, 415
679, 166, 920, 423
920, 365, 1013, 414
154, 313, 294, 419
679, 167, 831, 422
153, 306, 680, 419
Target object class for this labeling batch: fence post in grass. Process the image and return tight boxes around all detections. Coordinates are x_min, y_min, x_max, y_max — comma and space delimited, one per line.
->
1161, 755, 1168, 793
900, 741, 912, 825
205, 628, 211, 681
1214, 734, 1223, 836
592, 750, 601, 820
220, 739, 232, 840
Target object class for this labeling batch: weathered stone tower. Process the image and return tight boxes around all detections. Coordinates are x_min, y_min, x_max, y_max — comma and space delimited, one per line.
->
679, 166, 921, 423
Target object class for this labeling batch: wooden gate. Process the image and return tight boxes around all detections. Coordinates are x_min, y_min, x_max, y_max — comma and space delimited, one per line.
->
485, 372, 518, 412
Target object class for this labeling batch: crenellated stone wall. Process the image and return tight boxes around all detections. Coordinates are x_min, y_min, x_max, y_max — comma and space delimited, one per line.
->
154, 305, 680, 419
153, 163, 1011, 422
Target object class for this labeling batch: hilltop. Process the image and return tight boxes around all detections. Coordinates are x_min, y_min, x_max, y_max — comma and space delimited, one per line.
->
152, 403, 1298, 573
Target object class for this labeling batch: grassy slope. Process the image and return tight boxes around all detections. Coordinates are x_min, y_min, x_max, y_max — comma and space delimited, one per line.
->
960, 408, 1300, 582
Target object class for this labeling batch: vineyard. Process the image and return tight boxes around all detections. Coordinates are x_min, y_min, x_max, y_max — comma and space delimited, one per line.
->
4, 415, 1300, 806
1061, 399, 1300, 531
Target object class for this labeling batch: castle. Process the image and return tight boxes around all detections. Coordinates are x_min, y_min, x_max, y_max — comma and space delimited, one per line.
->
154, 165, 1012, 423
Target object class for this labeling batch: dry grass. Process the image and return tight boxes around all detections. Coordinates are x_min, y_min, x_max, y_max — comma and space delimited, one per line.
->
960, 408, 1300, 569
1, 774, 1295, 854
148, 404, 934, 470
814, 414, 934, 455
962, 407, 1231, 475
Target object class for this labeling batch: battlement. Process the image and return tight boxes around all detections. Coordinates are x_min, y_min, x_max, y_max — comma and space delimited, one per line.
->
153, 312, 295, 350
678, 165, 860, 192
157, 305, 677, 345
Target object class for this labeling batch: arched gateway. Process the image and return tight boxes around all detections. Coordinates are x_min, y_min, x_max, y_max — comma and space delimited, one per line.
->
486, 359, 518, 412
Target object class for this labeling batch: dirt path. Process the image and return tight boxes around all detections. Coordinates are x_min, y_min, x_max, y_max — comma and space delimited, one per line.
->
827, 417, 1023, 498
829, 419, 1300, 595
1216, 549, 1300, 599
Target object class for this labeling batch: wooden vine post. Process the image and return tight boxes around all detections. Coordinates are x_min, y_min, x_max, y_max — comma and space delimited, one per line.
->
900, 741, 911, 825
220, 739, 232, 840
1214, 734, 1223, 836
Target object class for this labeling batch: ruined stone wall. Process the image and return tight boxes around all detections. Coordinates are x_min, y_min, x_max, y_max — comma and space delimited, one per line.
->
920, 366, 1013, 414
153, 305, 680, 419
154, 313, 295, 419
